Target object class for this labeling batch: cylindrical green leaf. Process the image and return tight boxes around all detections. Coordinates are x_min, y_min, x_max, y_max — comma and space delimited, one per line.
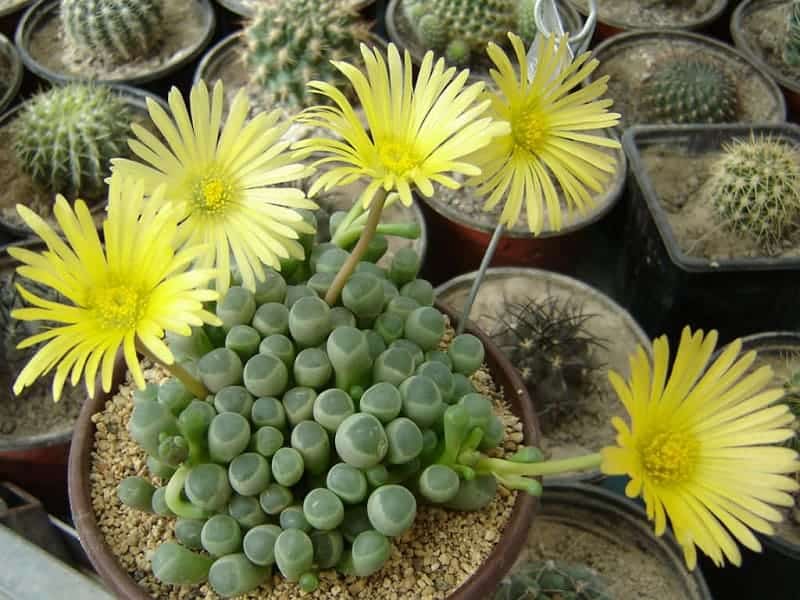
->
366, 484, 417, 537
351, 530, 391, 576
243, 353, 289, 398
152, 486, 175, 516
198, 348, 244, 394
252, 302, 289, 337
208, 553, 270, 598
251, 397, 286, 430
290, 420, 330, 475
201, 514, 242, 557
229, 452, 271, 496
443, 474, 497, 511
418, 464, 460, 503
359, 382, 402, 424
253, 269, 287, 304
388, 247, 420, 286
259, 483, 293, 515
271, 447, 305, 487
293, 347, 332, 389
374, 312, 405, 345
448, 333, 485, 376
384, 295, 420, 321
400, 279, 434, 306
384, 417, 423, 464
228, 494, 267, 529
151, 542, 214, 585
405, 306, 445, 350
185, 463, 232, 512
130, 399, 178, 456
209, 413, 251, 463
117, 476, 155, 512
303, 488, 344, 531
329, 306, 357, 329
250, 425, 284, 458
372, 347, 415, 386
243, 524, 282, 566
288, 296, 332, 348
389, 339, 424, 369
326, 463, 368, 504
274, 529, 313, 581
399, 375, 443, 429
258, 334, 295, 369
225, 325, 261, 362
214, 386, 254, 416
310, 529, 343, 569
312, 388, 355, 433
217, 286, 257, 331
174, 518, 205, 549
342, 273, 384, 321
282, 387, 317, 427
416, 361, 454, 401
157, 378, 194, 416
334, 413, 388, 469
280, 504, 311, 532
284, 284, 317, 308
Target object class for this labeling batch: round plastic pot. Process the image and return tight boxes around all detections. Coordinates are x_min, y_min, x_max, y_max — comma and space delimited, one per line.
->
619, 123, 800, 347
0, 0, 32, 37
215, 0, 375, 18
15, 0, 216, 86
67, 302, 540, 600
0, 32, 22, 113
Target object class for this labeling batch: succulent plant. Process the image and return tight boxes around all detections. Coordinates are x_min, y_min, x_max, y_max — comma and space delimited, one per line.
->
493, 559, 612, 600
491, 295, 605, 433
243, 0, 369, 109
401, 0, 519, 65
704, 134, 800, 254
640, 58, 738, 124
785, 1, 800, 67
60, 0, 164, 63
12, 84, 131, 197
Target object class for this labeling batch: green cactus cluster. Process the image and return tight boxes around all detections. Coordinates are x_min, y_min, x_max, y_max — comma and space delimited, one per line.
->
12, 84, 131, 197
493, 560, 612, 600
640, 58, 738, 125
244, 0, 369, 109
491, 295, 605, 434
784, 1, 800, 67
60, 0, 164, 63
705, 135, 800, 254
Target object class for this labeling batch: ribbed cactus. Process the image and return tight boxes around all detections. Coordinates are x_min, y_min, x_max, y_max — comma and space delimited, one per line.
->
12, 84, 131, 197
244, 0, 369, 109
705, 135, 800, 254
491, 295, 604, 433
401, 0, 517, 65
60, 0, 164, 63
493, 560, 612, 600
785, 1, 800, 67
640, 58, 738, 124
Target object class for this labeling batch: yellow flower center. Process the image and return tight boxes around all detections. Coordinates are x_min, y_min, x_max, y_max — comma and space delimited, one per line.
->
641, 430, 699, 485
90, 285, 144, 330
379, 141, 419, 176
513, 106, 549, 154
192, 174, 236, 215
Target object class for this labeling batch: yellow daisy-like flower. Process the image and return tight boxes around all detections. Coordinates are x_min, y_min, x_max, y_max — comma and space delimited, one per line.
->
112, 80, 317, 294
293, 43, 510, 208
9, 177, 220, 401
470, 33, 621, 235
602, 326, 800, 569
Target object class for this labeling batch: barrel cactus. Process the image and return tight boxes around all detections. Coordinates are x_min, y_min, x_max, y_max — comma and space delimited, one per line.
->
60, 0, 164, 63
704, 134, 800, 254
785, 1, 800, 67
12, 84, 131, 197
243, 0, 369, 109
493, 560, 612, 600
640, 58, 738, 124
491, 295, 604, 433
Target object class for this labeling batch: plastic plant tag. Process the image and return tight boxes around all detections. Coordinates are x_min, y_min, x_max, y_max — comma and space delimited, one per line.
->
526, 0, 573, 79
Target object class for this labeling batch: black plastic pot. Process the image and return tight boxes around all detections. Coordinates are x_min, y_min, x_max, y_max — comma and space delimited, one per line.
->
0, 0, 32, 37
0, 31, 22, 113
15, 0, 216, 87
619, 123, 800, 346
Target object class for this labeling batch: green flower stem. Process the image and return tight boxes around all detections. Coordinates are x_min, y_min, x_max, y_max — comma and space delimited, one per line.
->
165, 465, 208, 519
136, 340, 209, 400
476, 453, 603, 478
325, 189, 387, 305
495, 472, 543, 495
334, 222, 421, 249
332, 199, 367, 247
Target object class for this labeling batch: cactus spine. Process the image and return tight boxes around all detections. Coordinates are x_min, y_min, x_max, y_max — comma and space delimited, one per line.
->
244, 0, 369, 109
60, 0, 164, 63
705, 134, 800, 255
785, 1, 800, 67
640, 58, 738, 124
493, 560, 613, 600
12, 84, 131, 197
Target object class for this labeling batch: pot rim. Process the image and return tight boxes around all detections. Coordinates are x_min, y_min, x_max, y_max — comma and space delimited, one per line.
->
564, 0, 727, 32
622, 122, 800, 273
15, 0, 217, 86
0, 32, 22, 114
215, 0, 375, 18
68, 303, 540, 600
731, 0, 800, 94
0, 0, 32, 18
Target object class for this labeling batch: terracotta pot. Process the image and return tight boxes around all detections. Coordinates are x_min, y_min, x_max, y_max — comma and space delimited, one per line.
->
68, 303, 540, 600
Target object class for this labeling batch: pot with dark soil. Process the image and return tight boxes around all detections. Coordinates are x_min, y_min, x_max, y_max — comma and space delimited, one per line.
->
566, 0, 728, 40
15, 0, 215, 87
592, 30, 786, 130
0, 83, 164, 244
620, 122, 800, 345
0, 32, 22, 114
435, 267, 651, 484
494, 483, 712, 600
731, 0, 800, 115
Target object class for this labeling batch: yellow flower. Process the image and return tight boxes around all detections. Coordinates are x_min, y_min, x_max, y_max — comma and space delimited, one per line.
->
9, 177, 220, 401
470, 33, 621, 235
112, 80, 317, 294
293, 43, 509, 208
602, 327, 800, 569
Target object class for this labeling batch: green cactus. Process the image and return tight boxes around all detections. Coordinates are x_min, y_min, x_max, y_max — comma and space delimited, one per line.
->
493, 560, 612, 600
640, 58, 738, 124
705, 135, 800, 254
401, 0, 517, 65
784, 1, 800, 67
491, 295, 605, 433
12, 84, 131, 197
243, 0, 369, 109
60, 0, 164, 63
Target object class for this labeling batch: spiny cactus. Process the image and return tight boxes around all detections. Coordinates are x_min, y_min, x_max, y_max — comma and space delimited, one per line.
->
12, 84, 131, 197
705, 135, 800, 255
244, 0, 369, 109
491, 295, 605, 433
494, 560, 613, 600
60, 0, 164, 63
784, 1, 800, 67
640, 58, 738, 124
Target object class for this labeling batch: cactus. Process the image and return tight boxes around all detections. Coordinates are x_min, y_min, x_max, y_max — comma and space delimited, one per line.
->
640, 58, 738, 124
491, 295, 605, 433
493, 560, 612, 600
704, 134, 800, 254
401, 0, 517, 65
784, 1, 800, 67
243, 0, 369, 109
12, 84, 131, 197
60, 0, 164, 63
